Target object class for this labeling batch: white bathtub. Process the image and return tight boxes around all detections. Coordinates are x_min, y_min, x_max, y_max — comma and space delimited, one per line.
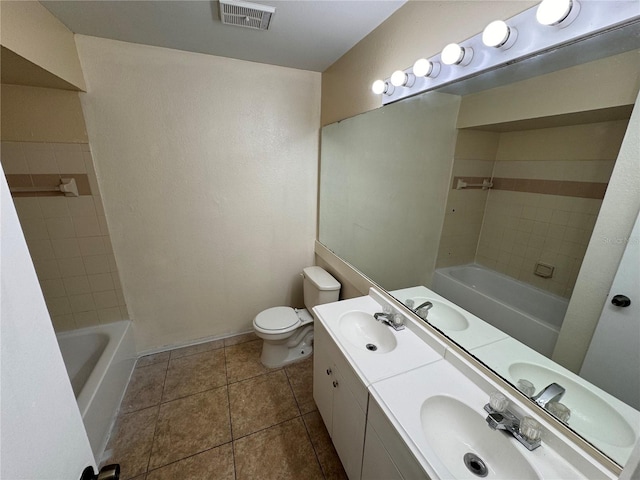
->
57, 321, 136, 460
432, 264, 568, 357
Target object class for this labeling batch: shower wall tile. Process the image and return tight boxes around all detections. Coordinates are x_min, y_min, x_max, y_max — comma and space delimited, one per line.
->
439, 120, 624, 296
476, 189, 602, 298
436, 131, 498, 269
1, 141, 129, 332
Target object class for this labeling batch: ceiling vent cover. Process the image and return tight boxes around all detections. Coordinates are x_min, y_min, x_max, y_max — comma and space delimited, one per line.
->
219, 0, 275, 31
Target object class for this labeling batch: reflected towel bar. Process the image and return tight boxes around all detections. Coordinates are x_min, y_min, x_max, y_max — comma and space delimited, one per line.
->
456, 178, 493, 190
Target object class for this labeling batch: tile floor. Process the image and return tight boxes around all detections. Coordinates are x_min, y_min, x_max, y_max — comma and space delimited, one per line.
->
102, 332, 347, 480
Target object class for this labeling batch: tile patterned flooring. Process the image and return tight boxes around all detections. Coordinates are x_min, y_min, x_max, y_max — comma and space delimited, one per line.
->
102, 333, 347, 480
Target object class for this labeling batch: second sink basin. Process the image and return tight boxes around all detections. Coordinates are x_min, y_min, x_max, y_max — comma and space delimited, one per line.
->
411, 297, 469, 331
420, 395, 540, 479
339, 311, 397, 353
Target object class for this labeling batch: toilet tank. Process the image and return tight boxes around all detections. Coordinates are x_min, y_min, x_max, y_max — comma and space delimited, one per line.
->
302, 266, 341, 309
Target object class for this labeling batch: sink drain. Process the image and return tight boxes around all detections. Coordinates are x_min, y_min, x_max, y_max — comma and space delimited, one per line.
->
366, 343, 378, 351
463, 453, 488, 477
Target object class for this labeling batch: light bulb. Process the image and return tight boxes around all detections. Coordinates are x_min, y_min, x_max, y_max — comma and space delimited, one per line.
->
441, 43, 473, 66
536, 0, 575, 26
482, 20, 511, 48
371, 79, 394, 95
390, 70, 415, 88
413, 58, 433, 77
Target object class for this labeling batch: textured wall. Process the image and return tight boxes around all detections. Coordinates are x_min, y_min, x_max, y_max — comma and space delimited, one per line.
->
76, 36, 321, 351
1, 84, 88, 143
0, 0, 86, 90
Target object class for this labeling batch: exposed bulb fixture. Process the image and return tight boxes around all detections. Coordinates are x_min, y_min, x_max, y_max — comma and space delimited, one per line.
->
482, 20, 517, 48
412, 58, 441, 78
536, 0, 579, 26
390, 70, 416, 88
371, 79, 394, 95
441, 43, 473, 66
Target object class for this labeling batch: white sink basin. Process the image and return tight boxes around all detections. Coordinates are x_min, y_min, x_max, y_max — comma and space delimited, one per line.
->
509, 362, 637, 448
420, 395, 539, 479
339, 311, 398, 353
410, 297, 469, 331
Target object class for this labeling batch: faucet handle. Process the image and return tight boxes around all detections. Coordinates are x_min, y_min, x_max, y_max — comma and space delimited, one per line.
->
547, 402, 571, 423
516, 379, 536, 397
489, 392, 509, 412
519, 416, 542, 443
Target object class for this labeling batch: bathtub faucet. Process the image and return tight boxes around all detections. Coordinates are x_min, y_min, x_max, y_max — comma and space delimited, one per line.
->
532, 383, 566, 408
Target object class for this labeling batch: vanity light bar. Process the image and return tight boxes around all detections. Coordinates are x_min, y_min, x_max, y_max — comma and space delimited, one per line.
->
373, 0, 640, 105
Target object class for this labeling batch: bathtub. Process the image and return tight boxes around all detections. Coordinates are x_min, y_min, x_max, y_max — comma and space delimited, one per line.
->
432, 264, 568, 357
57, 321, 136, 460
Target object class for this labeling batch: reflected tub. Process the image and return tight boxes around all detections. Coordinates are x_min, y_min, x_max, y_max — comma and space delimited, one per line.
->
432, 264, 568, 357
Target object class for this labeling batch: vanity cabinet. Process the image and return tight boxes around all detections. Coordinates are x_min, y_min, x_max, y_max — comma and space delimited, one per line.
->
363, 397, 430, 480
313, 321, 368, 480
361, 422, 403, 480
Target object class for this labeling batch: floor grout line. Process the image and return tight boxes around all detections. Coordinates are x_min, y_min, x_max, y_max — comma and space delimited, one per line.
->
222, 344, 239, 480
142, 357, 170, 476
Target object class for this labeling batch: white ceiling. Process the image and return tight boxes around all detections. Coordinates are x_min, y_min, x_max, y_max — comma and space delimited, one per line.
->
41, 0, 407, 72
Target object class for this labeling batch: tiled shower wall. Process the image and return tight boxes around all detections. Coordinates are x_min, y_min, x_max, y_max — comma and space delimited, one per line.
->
437, 130, 499, 268
437, 120, 628, 298
1, 141, 128, 331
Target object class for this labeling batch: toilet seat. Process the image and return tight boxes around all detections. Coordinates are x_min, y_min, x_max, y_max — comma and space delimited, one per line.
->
254, 307, 300, 332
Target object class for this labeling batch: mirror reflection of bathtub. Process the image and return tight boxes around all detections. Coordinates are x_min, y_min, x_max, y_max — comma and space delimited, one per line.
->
432, 264, 567, 357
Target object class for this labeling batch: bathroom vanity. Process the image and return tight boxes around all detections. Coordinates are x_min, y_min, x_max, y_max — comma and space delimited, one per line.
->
312, 288, 618, 480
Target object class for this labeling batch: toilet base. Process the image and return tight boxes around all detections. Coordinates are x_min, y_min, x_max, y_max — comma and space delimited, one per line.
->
259, 325, 314, 368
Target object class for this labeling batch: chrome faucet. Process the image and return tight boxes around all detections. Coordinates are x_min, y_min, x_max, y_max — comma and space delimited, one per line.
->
532, 383, 565, 408
484, 399, 542, 451
405, 300, 433, 320
373, 312, 405, 331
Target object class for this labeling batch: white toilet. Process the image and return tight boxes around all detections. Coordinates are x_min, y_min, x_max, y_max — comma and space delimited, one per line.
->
253, 266, 340, 368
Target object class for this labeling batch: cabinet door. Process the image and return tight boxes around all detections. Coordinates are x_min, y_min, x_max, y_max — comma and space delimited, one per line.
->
362, 423, 404, 480
313, 324, 335, 434
332, 367, 366, 480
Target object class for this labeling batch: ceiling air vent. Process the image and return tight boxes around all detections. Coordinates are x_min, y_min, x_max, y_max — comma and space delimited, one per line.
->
219, 0, 275, 31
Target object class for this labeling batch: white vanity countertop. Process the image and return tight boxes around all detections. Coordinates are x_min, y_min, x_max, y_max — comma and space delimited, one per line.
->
473, 337, 640, 466
314, 291, 618, 480
370, 360, 590, 480
312, 294, 444, 386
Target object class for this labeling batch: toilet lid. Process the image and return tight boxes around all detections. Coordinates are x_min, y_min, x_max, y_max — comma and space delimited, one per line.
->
255, 307, 299, 331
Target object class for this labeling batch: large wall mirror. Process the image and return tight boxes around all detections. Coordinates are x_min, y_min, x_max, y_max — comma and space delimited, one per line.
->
319, 28, 640, 467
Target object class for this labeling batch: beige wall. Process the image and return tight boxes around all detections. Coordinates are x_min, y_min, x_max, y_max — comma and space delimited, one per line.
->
76, 36, 321, 351
0, 1, 85, 90
457, 50, 640, 128
554, 90, 640, 371
321, 1, 535, 125
1, 84, 88, 143
320, 91, 461, 291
